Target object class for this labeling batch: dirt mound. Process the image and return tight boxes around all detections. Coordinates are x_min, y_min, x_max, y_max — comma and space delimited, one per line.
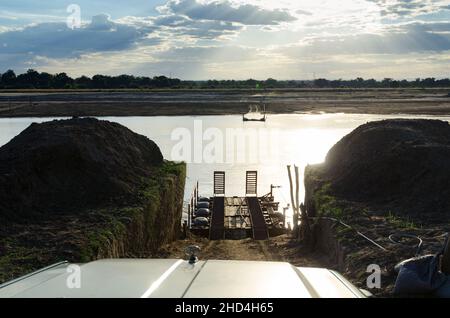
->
0, 117, 163, 220
322, 119, 450, 221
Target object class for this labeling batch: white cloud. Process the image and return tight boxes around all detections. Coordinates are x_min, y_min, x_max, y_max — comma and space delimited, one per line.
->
151, 14, 242, 39
367, 0, 450, 18
0, 14, 154, 59
158, 0, 297, 25
1, 0, 450, 79
287, 21, 450, 56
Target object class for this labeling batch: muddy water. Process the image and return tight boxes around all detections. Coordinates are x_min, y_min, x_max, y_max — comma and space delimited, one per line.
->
1, 113, 449, 224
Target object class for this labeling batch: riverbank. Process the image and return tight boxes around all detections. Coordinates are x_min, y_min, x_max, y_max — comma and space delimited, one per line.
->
0, 118, 186, 284
1, 88, 450, 117
303, 119, 450, 297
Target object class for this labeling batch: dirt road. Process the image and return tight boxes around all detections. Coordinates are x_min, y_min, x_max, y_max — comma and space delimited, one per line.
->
153, 235, 332, 268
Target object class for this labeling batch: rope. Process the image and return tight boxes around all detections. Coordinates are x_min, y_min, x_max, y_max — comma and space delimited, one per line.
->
307, 216, 388, 251
304, 216, 448, 258
388, 233, 423, 257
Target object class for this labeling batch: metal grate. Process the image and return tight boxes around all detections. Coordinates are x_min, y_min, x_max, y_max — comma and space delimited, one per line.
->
246, 171, 258, 196
213, 171, 225, 196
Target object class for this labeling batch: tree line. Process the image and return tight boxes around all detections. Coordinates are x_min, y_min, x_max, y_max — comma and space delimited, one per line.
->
1, 69, 450, 89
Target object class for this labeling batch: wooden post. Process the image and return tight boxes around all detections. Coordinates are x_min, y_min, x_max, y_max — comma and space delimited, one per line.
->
294, 166, 300, 234
194, 186, 197, 209
182, 221, 187, 239
191, 197, 194, 221
287, 165, 297, 235
187, 203, 191, 229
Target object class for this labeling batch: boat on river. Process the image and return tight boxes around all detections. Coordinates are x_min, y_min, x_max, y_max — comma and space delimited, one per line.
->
243, 95, 267, 122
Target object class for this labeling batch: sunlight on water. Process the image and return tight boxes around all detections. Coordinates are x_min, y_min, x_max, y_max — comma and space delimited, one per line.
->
1, 113, 450, 225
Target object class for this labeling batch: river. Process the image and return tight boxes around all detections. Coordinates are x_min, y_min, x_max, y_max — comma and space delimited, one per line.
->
1, 113, 449, 225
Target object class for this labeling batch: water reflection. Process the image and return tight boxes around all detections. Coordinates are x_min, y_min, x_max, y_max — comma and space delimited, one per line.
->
1, 113, 449, 224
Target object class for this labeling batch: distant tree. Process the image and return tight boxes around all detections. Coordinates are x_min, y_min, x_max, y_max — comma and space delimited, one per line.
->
265, 78, 278, 88
245, 79, 257, 88
53, 72, 73, 89
16, 69, 40, 88
314, 78, 329, 88
1, 70, 16, 87
92, 75, 108, 89
414, 78, 421, 86
422, 78, 436, 87
331, 79, 343, 88
354, 77, 364, 88
16, 74, 31, 88
74, 76, 92, 89
438, 78, 450, 87
391, 80, 400, 88
1, 69, 450, 89
38, 72, 54, 88
365, 78, 377, 87
26, 69, 40, 87
169, 77, 181, 88
137, 76, 152, 88
152, 76, 170, 88
399, 79, 409, 88
382, 78, 393, 88
206, 79, 219, 88
115, 74, 135, 88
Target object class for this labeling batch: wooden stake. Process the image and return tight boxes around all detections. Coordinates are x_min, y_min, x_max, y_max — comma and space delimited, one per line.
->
287, 165, 297, 233
196, 181, 199, 200
294, 165, 300, 231
191, 197, 194, 222
187, 203, 191, 229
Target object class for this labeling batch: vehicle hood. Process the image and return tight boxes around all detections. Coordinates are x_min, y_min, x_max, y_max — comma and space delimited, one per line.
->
0, 259, 365, 298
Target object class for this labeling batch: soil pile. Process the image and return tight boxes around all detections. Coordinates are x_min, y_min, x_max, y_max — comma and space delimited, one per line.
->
322, 119, 450, 222
304, 119, 450, 296
0, 117, 163, 220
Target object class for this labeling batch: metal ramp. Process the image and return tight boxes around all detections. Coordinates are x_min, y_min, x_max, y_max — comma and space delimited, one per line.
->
245, 171, 268, 240
210, 171, 225, 240
210, 197, 225, 240
246, 197, 269, 240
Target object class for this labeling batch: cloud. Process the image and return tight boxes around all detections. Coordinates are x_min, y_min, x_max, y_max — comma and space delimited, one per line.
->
151, 14, 242, 39
367, 0, 450, 18
141, 44, 298, 79
0, 14, 155, 59
1, 0, 450, 79
296, 9, 313, 16
0, 26, 12, 33
158, 0, 297, 25
153, 45, 259, 62
119, 13, 243, 40
31, 44, 261, 79
282, 21, 450, 57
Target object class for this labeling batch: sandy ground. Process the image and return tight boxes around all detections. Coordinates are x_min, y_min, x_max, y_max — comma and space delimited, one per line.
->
153, 234, 333, 268
1, 88, 450, 117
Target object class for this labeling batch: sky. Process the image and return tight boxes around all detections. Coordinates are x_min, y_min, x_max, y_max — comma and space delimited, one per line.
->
0, 0, 450, 80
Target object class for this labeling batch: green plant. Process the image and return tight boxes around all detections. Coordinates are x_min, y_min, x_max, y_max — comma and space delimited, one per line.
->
386, 211, 419, 230
313, 184, 346, 219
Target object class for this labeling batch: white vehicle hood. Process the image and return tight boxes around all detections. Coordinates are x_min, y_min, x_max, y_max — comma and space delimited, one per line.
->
0, 259, 365, 298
